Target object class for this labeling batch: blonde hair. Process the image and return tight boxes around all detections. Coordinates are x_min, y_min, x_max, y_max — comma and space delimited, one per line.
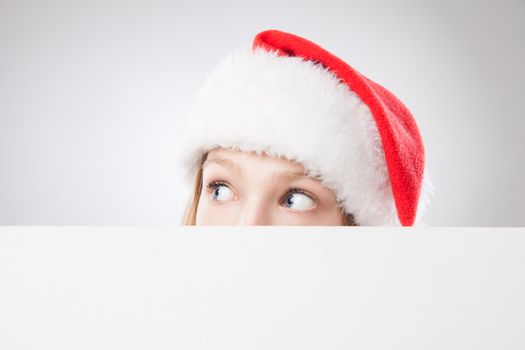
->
181, 151, 357, 226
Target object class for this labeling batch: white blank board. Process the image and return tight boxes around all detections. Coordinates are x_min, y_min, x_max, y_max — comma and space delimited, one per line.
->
0, 226, 524, 349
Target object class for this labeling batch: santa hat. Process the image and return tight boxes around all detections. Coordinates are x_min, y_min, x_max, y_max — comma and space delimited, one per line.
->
177, 29, 433, 226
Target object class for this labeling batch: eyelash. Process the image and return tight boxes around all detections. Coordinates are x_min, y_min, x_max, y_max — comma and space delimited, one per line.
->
205, 180, 319, 206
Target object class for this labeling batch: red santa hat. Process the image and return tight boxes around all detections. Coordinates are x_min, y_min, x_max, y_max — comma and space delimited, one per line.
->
178, 29, 433, 226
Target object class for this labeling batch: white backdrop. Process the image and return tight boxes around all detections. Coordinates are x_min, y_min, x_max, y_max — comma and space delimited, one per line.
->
1, 0, 524, 225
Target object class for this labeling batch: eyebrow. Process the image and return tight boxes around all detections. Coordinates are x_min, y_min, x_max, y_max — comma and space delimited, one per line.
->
203, 157, 320, 182
276, 171, 316, 182
203, 157, 244, 176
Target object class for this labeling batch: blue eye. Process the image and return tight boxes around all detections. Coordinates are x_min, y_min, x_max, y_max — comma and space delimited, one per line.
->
207, 182, 234, 201
283, 191, 316, 210
206, 181, 316, 210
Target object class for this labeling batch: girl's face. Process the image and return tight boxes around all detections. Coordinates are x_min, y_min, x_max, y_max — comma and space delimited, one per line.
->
195, 147, 345, 225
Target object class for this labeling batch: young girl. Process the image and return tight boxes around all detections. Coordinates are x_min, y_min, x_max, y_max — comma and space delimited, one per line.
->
177, 29, 433, 226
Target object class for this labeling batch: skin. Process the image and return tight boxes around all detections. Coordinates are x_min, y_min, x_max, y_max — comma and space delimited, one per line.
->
195, 147, 345, 226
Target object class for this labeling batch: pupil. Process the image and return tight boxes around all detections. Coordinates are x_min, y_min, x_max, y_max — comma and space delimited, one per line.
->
286, 195, 294, 206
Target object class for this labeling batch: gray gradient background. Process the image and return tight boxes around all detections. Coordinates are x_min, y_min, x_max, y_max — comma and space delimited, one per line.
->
0, 0, 523, 226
